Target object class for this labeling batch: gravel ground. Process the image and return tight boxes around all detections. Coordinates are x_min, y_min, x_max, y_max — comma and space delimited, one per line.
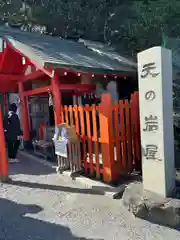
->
0, 155, 180, 240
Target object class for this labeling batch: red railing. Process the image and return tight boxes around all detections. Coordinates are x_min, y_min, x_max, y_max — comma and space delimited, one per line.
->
61, 91, 141, 183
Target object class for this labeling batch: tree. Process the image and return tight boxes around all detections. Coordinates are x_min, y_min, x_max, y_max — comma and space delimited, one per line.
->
1, 0, 180, 55
117, 0, 180, 55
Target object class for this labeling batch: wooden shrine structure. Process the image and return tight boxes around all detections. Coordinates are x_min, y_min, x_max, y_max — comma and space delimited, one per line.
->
0, 27, 140, 183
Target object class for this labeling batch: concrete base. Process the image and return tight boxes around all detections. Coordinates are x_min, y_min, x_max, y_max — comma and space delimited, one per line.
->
18, 150, 134, 199
62, 170, 129, 199
121, 181, 180, 229
0, 175, 11, 183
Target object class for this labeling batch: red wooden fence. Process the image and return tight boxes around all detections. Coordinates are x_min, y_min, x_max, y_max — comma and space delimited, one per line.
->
61, 91, 141, 183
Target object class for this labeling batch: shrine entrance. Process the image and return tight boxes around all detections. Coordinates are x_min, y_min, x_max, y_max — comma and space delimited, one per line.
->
0, 26, 137, 183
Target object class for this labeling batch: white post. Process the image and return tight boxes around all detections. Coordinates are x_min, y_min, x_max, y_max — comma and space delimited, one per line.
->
137, 46, 175, 197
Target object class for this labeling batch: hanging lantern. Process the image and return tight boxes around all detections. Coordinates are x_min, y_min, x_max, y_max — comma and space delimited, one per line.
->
48, 89, 53, 106
22, 56, 26, 65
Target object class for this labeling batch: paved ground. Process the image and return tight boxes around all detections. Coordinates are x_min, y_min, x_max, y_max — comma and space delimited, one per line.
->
0, 155, 180, 240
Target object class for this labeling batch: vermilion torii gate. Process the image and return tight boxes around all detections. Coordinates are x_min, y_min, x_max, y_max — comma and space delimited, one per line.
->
0, 27, 136, 181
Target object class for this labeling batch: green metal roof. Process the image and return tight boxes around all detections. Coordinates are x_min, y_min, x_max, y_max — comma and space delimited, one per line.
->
0, 27, 136, 75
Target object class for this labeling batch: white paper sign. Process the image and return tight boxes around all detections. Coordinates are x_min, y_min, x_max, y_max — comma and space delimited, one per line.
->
55, 138, 68, 158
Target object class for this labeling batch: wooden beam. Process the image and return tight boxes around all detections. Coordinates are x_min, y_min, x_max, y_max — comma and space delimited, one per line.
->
0, 40, 8, 72
18, 81, 30, 141
0, 105, 8, 181
24, 85, 52, 96
0, 86, 17, 92
23, 83, 96, 96
51, 73, 62, 124
60, 84, 96, 92
22, 70, 46, 82
0, 73, 22, 81
3, 93, 8, 113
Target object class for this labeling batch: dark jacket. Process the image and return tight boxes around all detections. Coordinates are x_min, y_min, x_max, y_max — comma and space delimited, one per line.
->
4, 111, 22, 140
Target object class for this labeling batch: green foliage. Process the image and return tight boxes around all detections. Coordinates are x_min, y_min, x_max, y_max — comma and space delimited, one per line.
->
121, 0, 180, 55
1, 0, 180, 55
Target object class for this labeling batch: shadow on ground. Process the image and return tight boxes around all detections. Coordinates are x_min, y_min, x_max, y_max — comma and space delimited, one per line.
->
134, 212, 180, 231
9, 155, 55, 176
8, 179, 105, 196
0, 198, 102, 240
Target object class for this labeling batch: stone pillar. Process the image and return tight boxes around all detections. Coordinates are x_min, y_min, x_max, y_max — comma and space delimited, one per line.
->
137, 46, 175, 197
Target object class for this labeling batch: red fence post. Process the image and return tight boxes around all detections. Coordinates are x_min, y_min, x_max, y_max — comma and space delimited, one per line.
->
99, 93, 118, 182
0, 105, 8, 182
131, 91, 141, 171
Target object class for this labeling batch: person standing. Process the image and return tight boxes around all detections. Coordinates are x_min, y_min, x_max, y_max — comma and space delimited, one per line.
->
4, 103, 23, 163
